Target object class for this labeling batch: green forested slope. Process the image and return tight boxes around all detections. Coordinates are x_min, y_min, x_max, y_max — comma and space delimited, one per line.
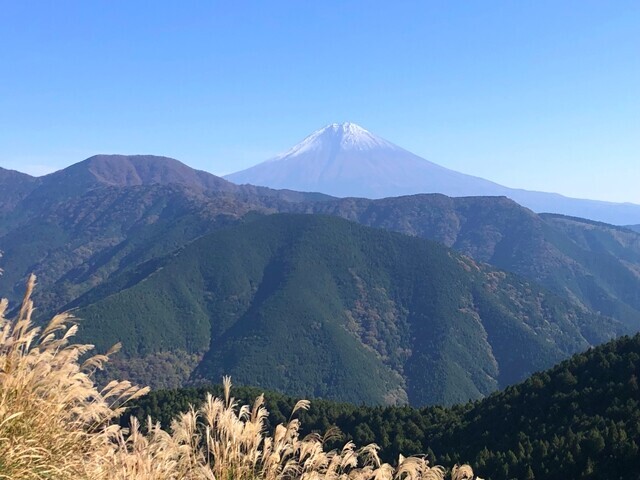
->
129, 333, 640, 480
0, 155, 324, 315
0, 185, 250, 314
297, 195, 640, 331
76, 213, 620, 405
0, 167, 39, 212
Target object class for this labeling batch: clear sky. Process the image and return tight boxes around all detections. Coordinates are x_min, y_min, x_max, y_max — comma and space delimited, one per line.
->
1, 1, 638, 203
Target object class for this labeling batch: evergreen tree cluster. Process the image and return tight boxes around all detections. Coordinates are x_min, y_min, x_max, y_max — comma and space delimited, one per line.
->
127, 334, 640, 480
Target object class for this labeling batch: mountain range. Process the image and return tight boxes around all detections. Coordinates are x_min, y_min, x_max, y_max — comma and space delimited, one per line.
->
226, 122, 640, 225
1, 153, 640, 405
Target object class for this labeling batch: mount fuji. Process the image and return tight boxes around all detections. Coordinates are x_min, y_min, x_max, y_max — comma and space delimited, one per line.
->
225, 122, 640, 225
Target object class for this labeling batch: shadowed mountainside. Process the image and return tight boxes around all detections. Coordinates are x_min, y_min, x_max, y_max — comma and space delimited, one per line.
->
0, 167, 40, 212
0, 155, 329, 313
70, 214, 621, 406
294, 195, 640, 332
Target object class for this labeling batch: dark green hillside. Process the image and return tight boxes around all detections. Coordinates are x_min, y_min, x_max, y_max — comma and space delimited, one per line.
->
0, 156, 329, 315
0, 167, 40, 213
298, 195, 640, 331
0, 184, 256, 315
75, 213, 620, 405
426, 333, 640, 479
130, 333, 640, 480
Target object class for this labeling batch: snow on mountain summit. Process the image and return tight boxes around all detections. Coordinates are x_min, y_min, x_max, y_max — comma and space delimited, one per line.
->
269, 122, 399, 162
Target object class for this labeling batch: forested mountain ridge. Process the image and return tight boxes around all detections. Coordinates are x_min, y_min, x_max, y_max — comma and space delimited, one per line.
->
0, 155, 328, 233
0, 184, 256, 314
129, 333, 640, 480
73, 213, 621, 406
0, 166, 40, 212
0, 156, 329, 315
294, 194, 640, 331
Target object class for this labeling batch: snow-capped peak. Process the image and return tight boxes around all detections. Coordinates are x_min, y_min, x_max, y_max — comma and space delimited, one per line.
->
269, 122, 399, 162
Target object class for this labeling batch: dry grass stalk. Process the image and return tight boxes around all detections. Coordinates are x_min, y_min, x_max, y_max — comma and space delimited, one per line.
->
0, 274, 149, 479
105, 377, 479, 480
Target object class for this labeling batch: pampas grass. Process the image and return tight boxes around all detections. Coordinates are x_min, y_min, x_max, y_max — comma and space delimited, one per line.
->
0, 274, 149, 479
0, 274, 481, 480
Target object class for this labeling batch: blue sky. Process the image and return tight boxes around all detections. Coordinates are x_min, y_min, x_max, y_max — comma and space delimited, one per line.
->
1, 1, 638, 202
